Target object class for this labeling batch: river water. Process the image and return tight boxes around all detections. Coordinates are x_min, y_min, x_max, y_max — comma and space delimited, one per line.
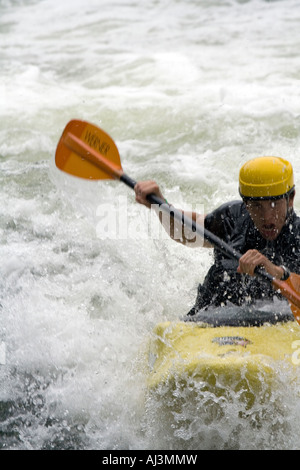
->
1, 0, 300, 450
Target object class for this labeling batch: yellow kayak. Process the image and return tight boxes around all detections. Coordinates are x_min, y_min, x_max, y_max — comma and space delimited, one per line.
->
148, 313, 300, 408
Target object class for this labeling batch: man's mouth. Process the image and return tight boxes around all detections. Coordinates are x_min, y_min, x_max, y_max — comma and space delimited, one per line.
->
261, 224, 277, 238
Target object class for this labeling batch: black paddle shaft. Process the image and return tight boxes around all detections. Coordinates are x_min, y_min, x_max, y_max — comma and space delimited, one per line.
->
120, 173, 274, 284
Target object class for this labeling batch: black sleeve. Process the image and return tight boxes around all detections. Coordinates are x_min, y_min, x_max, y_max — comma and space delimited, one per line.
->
281, 215, 300, 274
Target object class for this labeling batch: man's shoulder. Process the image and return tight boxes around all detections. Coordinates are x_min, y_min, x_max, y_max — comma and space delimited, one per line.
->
205, 199, 248, 237
292, 210, 300, 224
207, 199, 246, 220
289, 210, 300, 235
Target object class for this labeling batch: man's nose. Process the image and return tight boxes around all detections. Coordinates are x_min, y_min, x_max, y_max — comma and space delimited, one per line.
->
260, 205, 276, 222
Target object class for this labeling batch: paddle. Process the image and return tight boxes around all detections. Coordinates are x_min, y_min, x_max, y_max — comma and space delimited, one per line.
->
55, 119, 300, 325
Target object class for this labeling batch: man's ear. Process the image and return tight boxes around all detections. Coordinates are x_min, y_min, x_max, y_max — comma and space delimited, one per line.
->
287, 190, 296, 217
289, 190, 296, 207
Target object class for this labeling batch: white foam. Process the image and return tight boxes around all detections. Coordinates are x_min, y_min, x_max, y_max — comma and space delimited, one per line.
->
1, 0, 300, 450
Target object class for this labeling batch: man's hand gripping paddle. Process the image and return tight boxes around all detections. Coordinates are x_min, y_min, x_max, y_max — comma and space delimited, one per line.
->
55, 119, 300, 325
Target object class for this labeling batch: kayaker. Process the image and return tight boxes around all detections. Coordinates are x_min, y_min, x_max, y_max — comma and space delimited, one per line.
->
134, 156, 300, 313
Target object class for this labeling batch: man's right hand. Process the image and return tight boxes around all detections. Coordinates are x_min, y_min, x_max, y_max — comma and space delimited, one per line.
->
134, 180, 165, 209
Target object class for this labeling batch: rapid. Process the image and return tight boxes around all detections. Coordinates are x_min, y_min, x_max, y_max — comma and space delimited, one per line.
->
1, 0, 300, 450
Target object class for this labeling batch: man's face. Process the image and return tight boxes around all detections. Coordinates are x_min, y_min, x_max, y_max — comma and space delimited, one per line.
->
245, 197, 292, 241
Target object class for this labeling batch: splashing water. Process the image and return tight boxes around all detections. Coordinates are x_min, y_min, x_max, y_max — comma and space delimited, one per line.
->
1, 0, 300, 450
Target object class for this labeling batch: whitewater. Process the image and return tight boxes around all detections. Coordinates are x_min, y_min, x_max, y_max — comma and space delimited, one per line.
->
1, 0, 300, 450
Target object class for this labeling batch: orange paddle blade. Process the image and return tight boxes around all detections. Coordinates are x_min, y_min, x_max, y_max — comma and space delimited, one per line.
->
55, 120, 122, 180
272, 273, 300, 325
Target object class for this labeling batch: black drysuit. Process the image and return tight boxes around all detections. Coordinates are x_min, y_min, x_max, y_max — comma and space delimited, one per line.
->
188, 200, 300, 316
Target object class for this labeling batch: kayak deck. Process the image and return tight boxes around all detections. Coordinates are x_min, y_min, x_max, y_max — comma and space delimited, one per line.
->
148, 321, 300, 392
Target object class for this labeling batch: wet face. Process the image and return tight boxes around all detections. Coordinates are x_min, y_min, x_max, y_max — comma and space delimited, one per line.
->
245, 197, 293, 240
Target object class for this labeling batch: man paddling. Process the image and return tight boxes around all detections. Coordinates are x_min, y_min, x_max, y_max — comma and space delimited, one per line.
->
134, 156, 300, 314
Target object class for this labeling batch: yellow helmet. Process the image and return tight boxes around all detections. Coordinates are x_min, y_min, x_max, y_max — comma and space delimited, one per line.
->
239, 156, 295, 200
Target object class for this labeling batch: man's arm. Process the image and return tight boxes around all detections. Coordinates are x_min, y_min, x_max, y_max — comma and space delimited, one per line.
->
134, 180, 212, 248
